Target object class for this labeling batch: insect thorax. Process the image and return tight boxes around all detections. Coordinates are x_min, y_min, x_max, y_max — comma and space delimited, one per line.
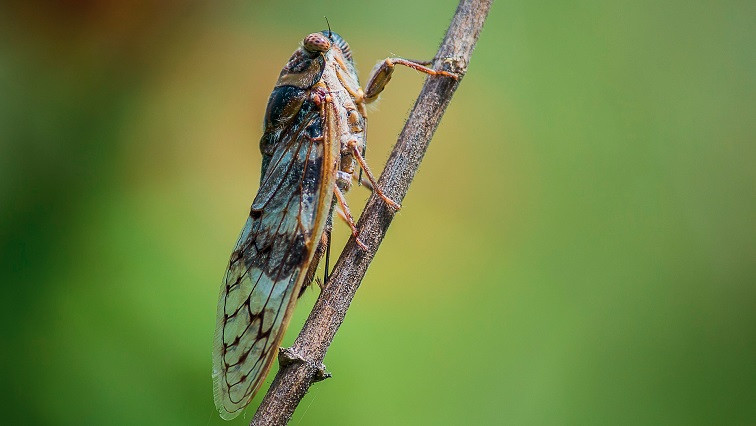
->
260, 32, 366, 188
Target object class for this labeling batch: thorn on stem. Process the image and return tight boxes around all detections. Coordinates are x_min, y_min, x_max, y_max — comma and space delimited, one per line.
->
278, 347, 331, 382
278, 347, 305, 367
313, 365, 331, 382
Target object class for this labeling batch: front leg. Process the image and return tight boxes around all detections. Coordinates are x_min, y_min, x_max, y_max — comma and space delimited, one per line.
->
363, 58, 458, 103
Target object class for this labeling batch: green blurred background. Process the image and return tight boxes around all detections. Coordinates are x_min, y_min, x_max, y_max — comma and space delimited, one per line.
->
1, 0, 754, 424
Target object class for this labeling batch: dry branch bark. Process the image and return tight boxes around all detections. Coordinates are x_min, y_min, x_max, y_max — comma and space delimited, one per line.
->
250, 0, 493, 424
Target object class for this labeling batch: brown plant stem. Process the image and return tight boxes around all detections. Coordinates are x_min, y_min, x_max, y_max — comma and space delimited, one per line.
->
251, 0, 492, 424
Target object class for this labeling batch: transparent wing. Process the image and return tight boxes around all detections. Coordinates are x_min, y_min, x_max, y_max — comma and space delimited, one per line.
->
212, 101, 334, 420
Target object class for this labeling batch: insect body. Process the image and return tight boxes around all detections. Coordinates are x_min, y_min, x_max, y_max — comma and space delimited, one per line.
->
212, 30, 455, 420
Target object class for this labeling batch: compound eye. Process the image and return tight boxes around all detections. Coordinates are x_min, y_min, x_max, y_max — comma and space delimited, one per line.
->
303, 33, 331, 53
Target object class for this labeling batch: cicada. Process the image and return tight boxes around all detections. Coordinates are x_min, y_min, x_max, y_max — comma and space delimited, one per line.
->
212, 30, 455, 420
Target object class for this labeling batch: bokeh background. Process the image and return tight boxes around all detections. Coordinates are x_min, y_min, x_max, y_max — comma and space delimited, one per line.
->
1, 0, 754, 424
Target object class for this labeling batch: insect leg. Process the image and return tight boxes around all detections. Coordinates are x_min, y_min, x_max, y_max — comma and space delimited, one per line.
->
333, 183, 369, 251
363, 58, 458, 103
346, 140, 401, 211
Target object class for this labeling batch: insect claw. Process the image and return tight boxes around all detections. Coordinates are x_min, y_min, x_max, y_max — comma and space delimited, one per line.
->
355, 236, 368, 251
439, 70, 460, 80
379, 193, 401, 211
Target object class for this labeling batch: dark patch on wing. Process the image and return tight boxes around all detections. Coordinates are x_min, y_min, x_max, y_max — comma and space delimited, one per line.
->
278, 233, 307, 281
305, 112, 322, 140
259, 85, 307, 180
263, 86, 307, 132
241, 147, 323, 278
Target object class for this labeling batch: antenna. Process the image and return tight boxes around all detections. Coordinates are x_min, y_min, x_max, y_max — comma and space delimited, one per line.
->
324, 16, 332, 39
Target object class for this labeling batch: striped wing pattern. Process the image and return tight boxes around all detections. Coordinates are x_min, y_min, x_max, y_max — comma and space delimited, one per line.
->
212, 101, 332, 419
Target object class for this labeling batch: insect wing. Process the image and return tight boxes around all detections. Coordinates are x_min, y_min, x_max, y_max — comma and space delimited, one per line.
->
212, 96, 335, 419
